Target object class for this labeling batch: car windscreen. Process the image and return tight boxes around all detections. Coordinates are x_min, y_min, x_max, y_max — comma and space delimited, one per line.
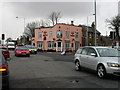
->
27, 46, 35, 48
0, 48, 7, 51
8, 44, 14, 46
97, 48, 120, 57
0, 52, 5, 65
0, 58, 2, 65
17, 48, 28, 51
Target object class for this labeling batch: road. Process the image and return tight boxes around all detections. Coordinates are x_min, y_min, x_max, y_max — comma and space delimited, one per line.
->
8, 51, 119, 89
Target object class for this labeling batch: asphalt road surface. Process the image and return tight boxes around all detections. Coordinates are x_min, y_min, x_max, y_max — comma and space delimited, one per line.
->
8, 51, 120, 89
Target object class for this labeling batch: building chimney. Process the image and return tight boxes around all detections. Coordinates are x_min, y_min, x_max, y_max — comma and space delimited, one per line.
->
71, 21, 74, 25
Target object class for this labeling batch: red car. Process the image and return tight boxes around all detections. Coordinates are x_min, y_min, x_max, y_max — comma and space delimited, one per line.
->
0, 54, 10, 89
0, 46, 10, 59
15, 47, 30, 57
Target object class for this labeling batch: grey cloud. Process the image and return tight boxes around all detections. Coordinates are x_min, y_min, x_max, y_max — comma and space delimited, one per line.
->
4, 2, 94, 18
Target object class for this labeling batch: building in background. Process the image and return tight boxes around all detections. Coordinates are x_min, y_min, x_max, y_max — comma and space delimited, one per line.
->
81, 23, 101, 46
32, 21, 83, 52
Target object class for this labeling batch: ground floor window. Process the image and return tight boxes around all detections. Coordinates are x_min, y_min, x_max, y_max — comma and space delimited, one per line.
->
75, 41, 79, 50
48, 41, 54, 49
37, 41, 43, 49
65, 41, 70, 50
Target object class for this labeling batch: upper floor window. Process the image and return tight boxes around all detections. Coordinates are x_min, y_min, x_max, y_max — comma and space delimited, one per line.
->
89, 33, 92, 38
56, 31, 62, 38
38, 32, 42, 38
66, 31, 70, 39
49, 31, 53, 38
75, 32, 79, 38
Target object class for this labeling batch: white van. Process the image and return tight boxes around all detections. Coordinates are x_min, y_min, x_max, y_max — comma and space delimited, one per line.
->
7, 42, 15, 50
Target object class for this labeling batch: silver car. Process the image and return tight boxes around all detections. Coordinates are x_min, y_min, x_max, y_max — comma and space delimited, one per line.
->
74, 46, 120, 78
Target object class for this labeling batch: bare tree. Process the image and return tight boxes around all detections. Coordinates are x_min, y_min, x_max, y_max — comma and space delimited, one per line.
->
106, 15, 120, 45
24, 21, 40, 38
24, 20, 49, 38
48, 11, 62, 26
6, 37, 12, 42
55, 12, 61, 24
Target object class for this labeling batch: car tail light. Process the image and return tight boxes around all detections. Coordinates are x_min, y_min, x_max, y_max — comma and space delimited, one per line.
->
2, 51, 9, 54
0, 65, 8, 73
26, 51, 30, 53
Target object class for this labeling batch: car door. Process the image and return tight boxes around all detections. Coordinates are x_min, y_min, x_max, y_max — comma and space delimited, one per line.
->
75, 48, 83, 60
80, 48, 89, 68
87, 48, 98, 70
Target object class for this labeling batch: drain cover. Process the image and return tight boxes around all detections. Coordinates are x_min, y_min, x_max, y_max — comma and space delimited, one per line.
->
70, 80, 79, 83
44, 60, 49, 61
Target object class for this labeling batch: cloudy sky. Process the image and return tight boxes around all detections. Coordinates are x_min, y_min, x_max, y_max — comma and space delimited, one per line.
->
0, 0, 119, 40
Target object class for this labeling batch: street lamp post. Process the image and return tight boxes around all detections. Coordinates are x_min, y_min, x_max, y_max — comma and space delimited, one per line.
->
94, 0, 97, 46
16, 16, 26, 44
86, 16, 88, 46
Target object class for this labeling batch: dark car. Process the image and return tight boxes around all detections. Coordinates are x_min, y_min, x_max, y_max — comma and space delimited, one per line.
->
0, 46, 10, 59
0, 53, 9, 89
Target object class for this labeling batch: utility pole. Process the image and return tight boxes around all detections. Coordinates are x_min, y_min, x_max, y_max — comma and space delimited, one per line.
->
94, 0, 97, 46
16, 16, 26, 44
86, 17, 88, 46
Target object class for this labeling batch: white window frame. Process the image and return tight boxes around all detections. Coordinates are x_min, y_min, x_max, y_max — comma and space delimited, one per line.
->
37, 41, 43, 49
49, 31, 53, 38
38, 32, 42, 38
75, 32, 79, 38
66, 31, 70, 39
48, 41, 54, 49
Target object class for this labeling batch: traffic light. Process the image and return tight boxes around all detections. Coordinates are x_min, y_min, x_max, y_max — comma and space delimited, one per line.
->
2, 34, 5, 40
27, 36, 29, 41
109, 31, 115, 39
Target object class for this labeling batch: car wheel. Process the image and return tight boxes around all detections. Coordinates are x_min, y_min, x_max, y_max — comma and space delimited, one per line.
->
15, 54, 18, 57
35, 51, 37, 54
97, 65, 106, 78
75, 60, 81, 71
27, 55, 30, 57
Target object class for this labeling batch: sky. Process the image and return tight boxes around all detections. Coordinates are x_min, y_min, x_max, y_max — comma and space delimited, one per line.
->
0, 0, 119, 40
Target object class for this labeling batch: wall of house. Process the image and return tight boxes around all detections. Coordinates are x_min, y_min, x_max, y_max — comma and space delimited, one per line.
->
32, 24, 82, 51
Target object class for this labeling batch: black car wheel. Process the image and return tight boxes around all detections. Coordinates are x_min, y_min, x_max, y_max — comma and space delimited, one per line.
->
27, 55, 30, 57
75, 60, 81, 71
15, 54, 18, 57
97, 65, 106, 78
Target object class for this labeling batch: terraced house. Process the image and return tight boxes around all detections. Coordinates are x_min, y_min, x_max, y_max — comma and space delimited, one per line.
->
32, 21, 83, 52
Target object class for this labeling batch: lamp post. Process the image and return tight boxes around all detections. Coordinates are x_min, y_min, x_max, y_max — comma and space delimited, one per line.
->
86, 16, 88, 46
16, 16, 26, 44
93, 0, 97, 46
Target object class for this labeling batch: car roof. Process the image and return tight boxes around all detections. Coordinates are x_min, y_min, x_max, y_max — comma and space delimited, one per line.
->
0, 46, 8, 48
81, 46, 112, 49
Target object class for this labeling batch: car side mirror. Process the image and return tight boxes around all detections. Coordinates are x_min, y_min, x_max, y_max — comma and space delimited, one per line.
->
90, 53, 97, 57
6, 58, 11, 61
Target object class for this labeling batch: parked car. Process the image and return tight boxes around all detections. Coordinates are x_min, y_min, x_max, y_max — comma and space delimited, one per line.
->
15, 47, 30, 57
74, 46, 120, 78
114, 46, 120, 51
7, 42, 15, 50
0, 46, 10, 59
25, 45, 37, 54
0, 53, 10, 89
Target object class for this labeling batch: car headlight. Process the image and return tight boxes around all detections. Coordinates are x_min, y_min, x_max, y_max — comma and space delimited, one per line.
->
107, 62, 120, 67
